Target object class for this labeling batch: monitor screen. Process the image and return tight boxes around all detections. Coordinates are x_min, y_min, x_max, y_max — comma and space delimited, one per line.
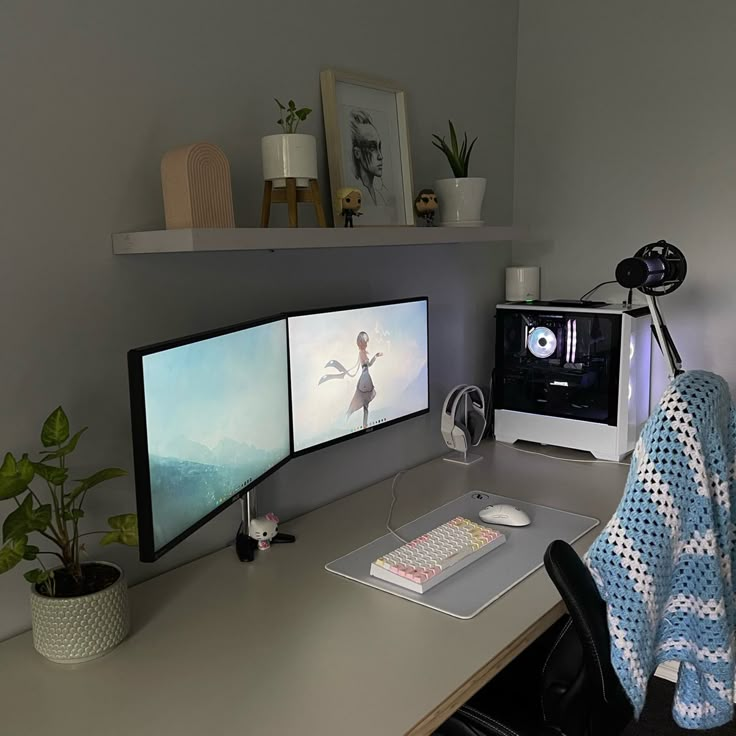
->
128, 317, 290, 561
288, 298, 429, 455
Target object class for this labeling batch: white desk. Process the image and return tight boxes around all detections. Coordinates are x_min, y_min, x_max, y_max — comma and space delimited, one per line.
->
0, 441, 627, 735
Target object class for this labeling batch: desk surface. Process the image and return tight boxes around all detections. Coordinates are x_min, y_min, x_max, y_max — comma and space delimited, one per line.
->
0, 441, 628, 736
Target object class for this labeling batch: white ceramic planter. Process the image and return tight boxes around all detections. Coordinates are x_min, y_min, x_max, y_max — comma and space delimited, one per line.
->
261, 133, 318, 188
30, 561, 130, 664
434, 177, 487, 226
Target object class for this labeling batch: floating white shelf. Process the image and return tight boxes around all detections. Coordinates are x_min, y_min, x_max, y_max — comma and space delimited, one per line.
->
111, 225, 527, 255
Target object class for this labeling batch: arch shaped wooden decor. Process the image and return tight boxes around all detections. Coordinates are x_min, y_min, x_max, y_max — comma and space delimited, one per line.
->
161, 142, 235, 229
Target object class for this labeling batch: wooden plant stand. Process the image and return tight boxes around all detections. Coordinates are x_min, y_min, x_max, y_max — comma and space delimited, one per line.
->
260, 178, 327, 228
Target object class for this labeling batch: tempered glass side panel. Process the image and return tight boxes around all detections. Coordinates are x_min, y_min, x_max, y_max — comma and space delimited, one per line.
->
495, 309, 621, 425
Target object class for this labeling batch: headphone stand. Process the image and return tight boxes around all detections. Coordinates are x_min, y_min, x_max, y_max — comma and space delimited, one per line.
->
442, 388, 485, 465
443, 450, 483, 466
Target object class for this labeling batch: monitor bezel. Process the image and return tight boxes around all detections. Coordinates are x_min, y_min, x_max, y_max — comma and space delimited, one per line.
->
127, 314, 292, 562
287, 296, 430, 458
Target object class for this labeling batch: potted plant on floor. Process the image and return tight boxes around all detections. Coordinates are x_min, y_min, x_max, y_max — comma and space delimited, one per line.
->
432, 120, 486, 226
0, 406, 138, 663
261, 98, 317, 188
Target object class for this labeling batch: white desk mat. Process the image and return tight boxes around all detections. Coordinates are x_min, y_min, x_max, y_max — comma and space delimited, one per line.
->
325, 491, 599, 619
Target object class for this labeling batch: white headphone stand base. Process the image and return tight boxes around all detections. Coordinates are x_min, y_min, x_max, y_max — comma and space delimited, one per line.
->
443, 451, 483, 466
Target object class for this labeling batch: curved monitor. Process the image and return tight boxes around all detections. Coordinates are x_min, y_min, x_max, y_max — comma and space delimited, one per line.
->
288, 297, 429, 455
128, 316, 290, 561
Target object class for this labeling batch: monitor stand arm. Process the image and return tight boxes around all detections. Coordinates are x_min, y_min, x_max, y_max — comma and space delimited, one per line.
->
235, 489, 296, 563
645, 294, 683, 380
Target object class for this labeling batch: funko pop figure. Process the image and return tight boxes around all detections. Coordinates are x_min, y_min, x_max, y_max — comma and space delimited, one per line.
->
335, 187, 363, 228
414, 189, 438, 226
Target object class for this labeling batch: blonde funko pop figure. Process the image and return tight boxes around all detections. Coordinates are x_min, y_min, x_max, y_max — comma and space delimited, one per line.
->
414, 189, 438, 226
335, 187, 363, 228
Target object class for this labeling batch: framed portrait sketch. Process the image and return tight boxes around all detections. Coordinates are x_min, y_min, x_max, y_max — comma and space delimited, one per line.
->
320, 69, 414, 226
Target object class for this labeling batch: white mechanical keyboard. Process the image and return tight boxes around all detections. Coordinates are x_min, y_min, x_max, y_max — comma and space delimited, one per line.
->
370, 516, 506, 594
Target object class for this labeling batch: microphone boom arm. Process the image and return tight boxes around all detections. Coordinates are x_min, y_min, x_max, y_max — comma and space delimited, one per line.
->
645, 294, 682, 379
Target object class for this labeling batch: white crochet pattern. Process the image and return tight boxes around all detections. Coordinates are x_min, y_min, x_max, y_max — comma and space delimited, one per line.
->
585, 371, 736, 729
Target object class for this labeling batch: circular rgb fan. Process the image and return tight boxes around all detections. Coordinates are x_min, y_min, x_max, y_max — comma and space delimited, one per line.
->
528, 326, 557, 359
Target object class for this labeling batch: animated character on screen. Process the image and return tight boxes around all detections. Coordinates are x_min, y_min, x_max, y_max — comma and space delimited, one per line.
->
318, 331, 383, 429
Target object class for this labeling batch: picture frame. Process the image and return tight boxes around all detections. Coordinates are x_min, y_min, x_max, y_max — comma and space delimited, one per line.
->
320, 69, 414, 227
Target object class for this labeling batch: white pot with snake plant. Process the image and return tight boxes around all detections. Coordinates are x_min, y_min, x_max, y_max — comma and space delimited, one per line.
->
432, 121, 486, 226
0, 406, 138, 663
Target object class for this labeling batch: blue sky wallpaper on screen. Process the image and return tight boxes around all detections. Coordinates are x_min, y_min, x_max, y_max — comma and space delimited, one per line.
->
141, 320, 290, 551
289, 301, 428, 453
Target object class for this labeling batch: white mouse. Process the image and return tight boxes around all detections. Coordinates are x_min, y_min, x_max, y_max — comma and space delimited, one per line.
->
479, 503, 531, 527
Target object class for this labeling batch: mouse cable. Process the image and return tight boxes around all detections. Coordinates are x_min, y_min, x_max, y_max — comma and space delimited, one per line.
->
386, 470, 409, 543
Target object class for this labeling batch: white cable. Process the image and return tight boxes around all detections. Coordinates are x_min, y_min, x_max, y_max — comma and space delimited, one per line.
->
386, 470, 409, 543
495, 440, 631, 466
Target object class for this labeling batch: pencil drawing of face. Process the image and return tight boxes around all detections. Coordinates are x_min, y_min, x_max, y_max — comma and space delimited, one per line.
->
349, 108, 388, 205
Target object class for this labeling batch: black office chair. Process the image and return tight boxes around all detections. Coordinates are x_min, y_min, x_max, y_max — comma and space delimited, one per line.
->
434, 540, 634, 736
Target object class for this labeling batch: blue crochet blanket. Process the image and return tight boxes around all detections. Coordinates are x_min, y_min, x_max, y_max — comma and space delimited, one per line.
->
585, 371, 736, 729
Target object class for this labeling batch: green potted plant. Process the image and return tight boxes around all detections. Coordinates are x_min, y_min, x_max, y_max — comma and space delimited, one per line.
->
261, 98, 317, 188
0, 406, 138, 663
432, 120, 486, 227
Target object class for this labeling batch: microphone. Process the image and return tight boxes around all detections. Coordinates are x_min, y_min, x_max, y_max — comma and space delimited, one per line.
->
615, 240, 687, 295
614, 240, 686, 379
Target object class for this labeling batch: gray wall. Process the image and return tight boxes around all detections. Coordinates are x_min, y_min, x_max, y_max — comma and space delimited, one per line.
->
513, 0, 736, 397
0, 1, 519, 639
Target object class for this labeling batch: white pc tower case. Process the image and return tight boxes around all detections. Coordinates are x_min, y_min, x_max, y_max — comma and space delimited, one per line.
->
494, 303, 651, 461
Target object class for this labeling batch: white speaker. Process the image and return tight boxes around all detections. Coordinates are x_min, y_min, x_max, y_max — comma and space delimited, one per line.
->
505, 266, 540, 302
441, 384, 486, 465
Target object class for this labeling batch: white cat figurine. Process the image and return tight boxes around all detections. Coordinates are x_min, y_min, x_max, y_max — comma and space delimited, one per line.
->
249, 513, 279, 550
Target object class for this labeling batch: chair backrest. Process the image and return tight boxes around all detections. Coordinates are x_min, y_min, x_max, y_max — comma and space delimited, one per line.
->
542, 540, 633, 736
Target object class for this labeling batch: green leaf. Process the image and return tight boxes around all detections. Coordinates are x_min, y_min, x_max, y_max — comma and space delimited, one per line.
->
101, 514, 138, 546
0, 453, 34, 500
39, 427, 87, 461
274, 98, 286, 110
24, 568, 49, 585
67, 467, 127, 502
295, 107, 312, 121
62, 508, 84, 522
32, 461, 68, 485
288, 99, 295, 109
23, 544, 39, 561
0, 537, 27, 573
462, 137, 477, 176
41, 406, 70, 447
2, 495, 52, 542
448, 120, 459, 156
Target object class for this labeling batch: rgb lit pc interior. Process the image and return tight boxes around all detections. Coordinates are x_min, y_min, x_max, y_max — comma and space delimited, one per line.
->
128, 316, 291, 561
128, 297, 429, 562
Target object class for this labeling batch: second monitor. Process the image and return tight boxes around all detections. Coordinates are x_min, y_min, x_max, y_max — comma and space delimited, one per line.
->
289, 298, 429, 455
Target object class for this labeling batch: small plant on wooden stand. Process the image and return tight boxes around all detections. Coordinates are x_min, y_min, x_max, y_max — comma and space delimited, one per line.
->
0, 406, 138, 598
274, 98, 313, 134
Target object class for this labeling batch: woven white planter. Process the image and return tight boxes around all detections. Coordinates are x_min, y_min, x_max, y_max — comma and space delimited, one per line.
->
30, 561, 130, 664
